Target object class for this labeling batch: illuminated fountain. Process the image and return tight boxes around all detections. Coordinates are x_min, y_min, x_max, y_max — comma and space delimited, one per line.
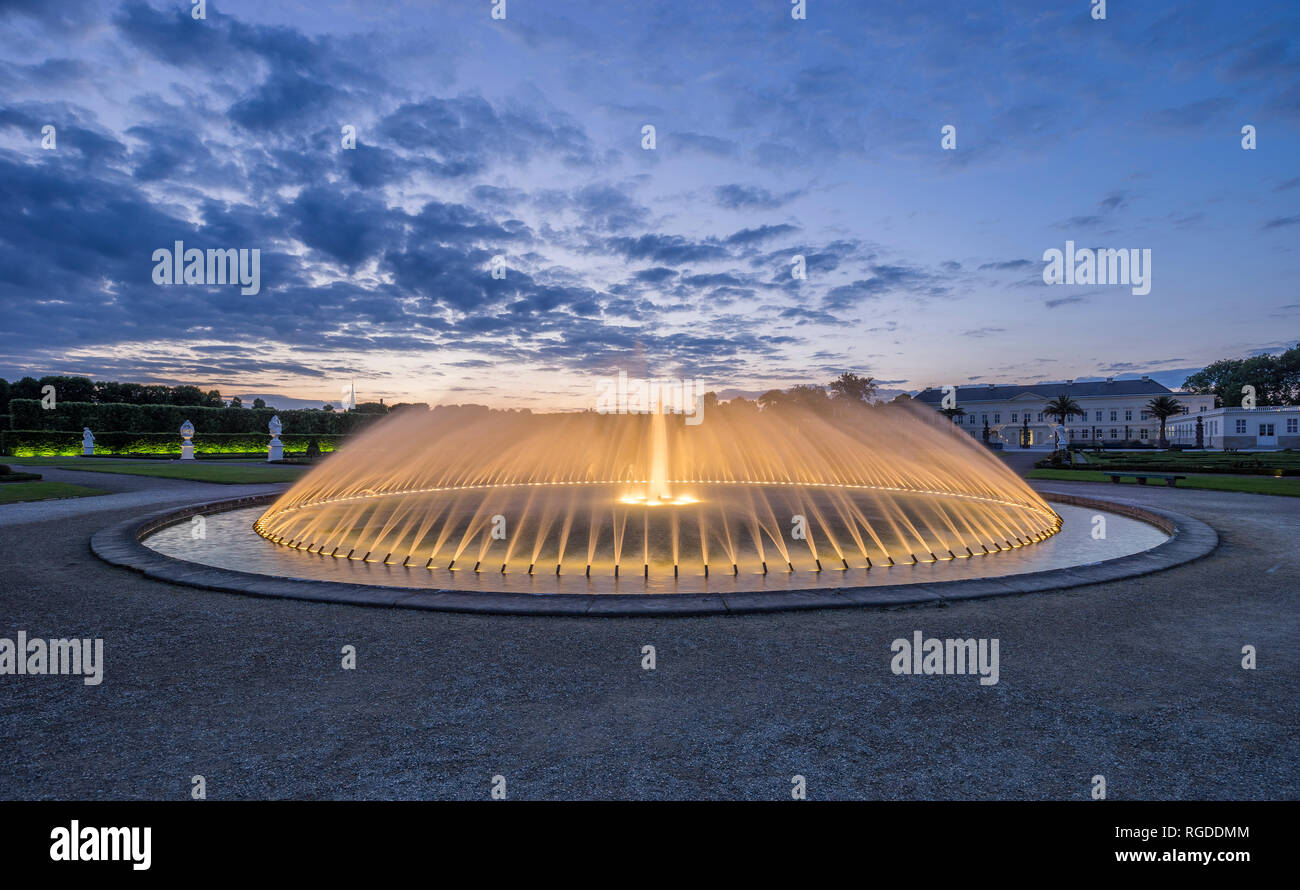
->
249, 399, 1063, 591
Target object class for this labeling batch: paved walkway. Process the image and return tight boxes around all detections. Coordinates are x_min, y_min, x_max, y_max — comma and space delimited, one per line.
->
0, 462, 282, 527
0, 467, 1295, 799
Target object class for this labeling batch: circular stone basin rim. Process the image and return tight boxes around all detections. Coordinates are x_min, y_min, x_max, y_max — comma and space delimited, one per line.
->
92, 492, 1217, 616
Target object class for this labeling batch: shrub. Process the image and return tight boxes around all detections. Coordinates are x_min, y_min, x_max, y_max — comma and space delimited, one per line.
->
7, 399, 383, 435
0, 430, 347, 457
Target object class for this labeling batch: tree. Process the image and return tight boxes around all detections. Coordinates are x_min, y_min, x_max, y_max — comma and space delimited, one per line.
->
322, 403, 334, 413
228, 396, 243, 408
39, 375, 95, 402
757, 389, 789, 411
1043, 394, 1082, 427
1145, 395, 1183, 448
252, 398, 267, 410
785, 384, 832, 414
828, 372, 878, 404
938, 406, 966, 422
169, 385, 206, 406
11, 377, 42, 401
1183, 344, 1300, 406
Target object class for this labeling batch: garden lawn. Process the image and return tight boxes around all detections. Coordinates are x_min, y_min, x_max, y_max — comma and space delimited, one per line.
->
1028, 468, 1300, 497
1079, 450, 1300, 474
0, 481, 108, 504
33, 461, 307, 484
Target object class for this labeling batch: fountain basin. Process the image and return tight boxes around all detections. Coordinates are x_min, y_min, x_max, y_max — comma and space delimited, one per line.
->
91, 491, 1217, 615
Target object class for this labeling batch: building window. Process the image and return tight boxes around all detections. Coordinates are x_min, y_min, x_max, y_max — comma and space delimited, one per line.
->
1037, 412, 1044, 422
1140, 411, 1149, 421
1288, 419, 1298, 434
1011, 413, 1018, 423
1236, 419, 1247, 434
1124, 409, 1132, 421
1081, 429, 1089, 439
993, 413, 1000, 423
1139, 429, 1148, 440
1260, 424, 1275, 436
1110, 410, 1117, 422
1110, 429, 1118, 439
981, 414, 988, 425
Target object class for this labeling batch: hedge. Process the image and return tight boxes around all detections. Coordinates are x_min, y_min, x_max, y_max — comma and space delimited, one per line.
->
0, 430, 346, 457
7, 399, 384, 435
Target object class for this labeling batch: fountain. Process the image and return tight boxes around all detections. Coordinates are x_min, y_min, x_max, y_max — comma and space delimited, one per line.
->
249, 399, 1064, 587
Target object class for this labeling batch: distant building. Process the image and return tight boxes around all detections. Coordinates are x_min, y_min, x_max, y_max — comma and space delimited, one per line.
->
913, 377, 1216, 448
1167, 406, 1300, 450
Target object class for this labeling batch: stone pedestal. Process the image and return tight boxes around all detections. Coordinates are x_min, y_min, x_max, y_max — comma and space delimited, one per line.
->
180, 443, 195, 460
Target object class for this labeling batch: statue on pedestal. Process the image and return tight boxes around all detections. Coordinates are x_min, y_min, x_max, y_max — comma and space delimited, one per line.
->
180, 420, 196, 461
268, 415, 283, 462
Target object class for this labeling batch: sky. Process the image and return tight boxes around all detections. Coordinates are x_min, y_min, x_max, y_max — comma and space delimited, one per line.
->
0, 0, 1297, 410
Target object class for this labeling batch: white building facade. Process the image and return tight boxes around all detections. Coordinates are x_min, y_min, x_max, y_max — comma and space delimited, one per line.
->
913, 377, 1216, 448
1167, 406, 1300, 450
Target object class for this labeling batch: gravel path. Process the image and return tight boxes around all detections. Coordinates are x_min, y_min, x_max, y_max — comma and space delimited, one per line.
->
0, 468, 1294, 800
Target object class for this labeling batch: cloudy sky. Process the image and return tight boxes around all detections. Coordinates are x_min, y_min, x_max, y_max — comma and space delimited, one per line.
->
0, 0, 1296, 409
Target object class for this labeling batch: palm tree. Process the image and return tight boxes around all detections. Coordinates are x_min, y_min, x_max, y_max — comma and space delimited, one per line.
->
938, 406, 966, 422
1145, 395, 1184, 448
1043, 395, 1081, 426
1043, 395, 1082, 452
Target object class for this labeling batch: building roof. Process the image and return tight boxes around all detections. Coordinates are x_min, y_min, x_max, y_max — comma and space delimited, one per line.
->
913, 378, 1174, 404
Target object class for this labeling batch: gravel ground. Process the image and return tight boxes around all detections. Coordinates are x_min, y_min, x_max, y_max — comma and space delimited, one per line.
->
0, 463, 1295, 800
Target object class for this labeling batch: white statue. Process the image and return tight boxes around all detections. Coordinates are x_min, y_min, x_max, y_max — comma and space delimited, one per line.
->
267, 414, 283, 462
180, 419, 195, 461
82, 427, 95, 456
1052, 424, 1067, 452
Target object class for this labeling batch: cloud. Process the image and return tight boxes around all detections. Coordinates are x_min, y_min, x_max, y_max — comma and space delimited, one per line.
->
713, 184, 799, 209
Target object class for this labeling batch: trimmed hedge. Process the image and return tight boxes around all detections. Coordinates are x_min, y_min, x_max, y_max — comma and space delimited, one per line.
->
7, 399, 383, 435
0, 430, 345, 457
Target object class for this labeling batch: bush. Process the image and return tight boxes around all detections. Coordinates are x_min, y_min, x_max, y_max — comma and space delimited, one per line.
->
6, 399, 383, 435
0, 430, 347, 457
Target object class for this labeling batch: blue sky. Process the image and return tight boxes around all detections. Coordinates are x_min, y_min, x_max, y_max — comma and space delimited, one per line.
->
0, 0, 1296, 409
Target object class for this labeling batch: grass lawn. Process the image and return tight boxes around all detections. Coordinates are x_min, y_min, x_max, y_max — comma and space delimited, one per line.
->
0, 481, 108, 504
1078, 450, 1300, 474
1029, 468, 1300, 497
44, 461, 307, 484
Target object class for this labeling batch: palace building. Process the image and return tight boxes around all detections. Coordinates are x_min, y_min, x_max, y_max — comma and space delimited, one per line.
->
913, 377, 1216, 448
1167, 405, 1300, 450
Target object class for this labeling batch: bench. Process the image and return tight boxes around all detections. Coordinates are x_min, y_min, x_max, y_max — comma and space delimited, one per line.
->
1107, 472, 1186, 487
